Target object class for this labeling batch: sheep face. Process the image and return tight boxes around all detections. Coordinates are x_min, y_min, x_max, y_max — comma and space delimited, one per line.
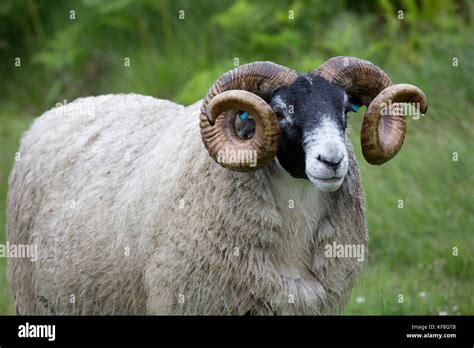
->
236, 75, 354, 192
273, 75, 354, 192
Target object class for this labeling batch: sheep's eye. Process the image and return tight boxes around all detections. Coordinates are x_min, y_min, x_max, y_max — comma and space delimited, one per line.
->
275, 110, 286, 121
270, 96, 289, 122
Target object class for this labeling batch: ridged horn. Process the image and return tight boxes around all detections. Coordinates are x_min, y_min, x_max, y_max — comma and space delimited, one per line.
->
315, 56, 428, 164
200, 61, 298, 171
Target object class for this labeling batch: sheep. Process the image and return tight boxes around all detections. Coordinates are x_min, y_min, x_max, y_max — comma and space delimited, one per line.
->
7, 56, 427, 315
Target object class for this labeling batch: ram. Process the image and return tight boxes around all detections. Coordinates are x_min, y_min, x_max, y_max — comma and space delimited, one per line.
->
7, 56, 427, 315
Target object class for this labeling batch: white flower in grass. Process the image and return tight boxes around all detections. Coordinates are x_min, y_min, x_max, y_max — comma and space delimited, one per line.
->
356, 296, 366, 303
439, 311, 448, 316
418, 291, 427, 298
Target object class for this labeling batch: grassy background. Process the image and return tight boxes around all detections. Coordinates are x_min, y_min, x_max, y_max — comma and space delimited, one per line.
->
0, 0, 473, 315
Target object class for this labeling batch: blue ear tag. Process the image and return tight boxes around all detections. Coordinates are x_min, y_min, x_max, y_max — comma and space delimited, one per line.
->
239, 111, 249, 121
350, 104, 360, 113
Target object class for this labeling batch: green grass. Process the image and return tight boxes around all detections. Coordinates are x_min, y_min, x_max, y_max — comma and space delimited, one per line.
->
344, 89, 474, 314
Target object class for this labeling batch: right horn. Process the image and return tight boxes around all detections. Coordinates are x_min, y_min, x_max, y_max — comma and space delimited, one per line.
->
200, 62, 298, 171
315, 56, 428, 165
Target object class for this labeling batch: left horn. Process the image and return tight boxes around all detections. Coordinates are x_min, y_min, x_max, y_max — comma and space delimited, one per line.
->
200, 61, 298, 171
315, 56, 428, 164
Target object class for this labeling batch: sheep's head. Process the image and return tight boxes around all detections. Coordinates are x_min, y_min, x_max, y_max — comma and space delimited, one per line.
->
200, 57, 428, 192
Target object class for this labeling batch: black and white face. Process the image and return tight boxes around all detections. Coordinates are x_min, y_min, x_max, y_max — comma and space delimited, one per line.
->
270, 75, 353, 192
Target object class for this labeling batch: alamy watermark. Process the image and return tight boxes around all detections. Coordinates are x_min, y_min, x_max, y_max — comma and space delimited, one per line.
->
18, 322, 55, 341
55, 99, 95, 117
0, 242, 38, 262
324, 241, 365, 262
380, 99, 424, 120
217, 149, 257, 168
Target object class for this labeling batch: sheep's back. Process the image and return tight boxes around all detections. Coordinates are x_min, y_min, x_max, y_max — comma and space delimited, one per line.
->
7, 93, 192, 314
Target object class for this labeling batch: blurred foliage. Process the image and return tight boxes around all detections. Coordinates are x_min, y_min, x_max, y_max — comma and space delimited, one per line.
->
1, 0, 472, 107
0, 0, 473, 315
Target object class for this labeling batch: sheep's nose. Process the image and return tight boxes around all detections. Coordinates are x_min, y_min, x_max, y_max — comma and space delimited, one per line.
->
317, 154, 343, 169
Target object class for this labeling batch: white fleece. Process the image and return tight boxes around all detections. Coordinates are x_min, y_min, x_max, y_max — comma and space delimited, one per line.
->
7, 93, 367, 315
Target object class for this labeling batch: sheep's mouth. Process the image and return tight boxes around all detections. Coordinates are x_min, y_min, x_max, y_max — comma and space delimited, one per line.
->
307, 174, 343, 183
307, 174, 344, 192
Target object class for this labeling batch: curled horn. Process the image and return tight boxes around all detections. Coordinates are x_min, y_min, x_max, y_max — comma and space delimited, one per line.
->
200, 61, 298, 171
315, 56, 428, 165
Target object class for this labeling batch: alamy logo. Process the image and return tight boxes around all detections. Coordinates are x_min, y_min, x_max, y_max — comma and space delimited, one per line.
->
216, 149, 257, 167
324, 242, 365, 262
0, 242, 37, 262
55, 99, 95, 117
380, 99, 424, 120
18, 322, 56, 341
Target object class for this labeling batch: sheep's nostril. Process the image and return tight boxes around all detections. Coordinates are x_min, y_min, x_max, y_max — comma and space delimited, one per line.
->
317, 154, 343, 169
